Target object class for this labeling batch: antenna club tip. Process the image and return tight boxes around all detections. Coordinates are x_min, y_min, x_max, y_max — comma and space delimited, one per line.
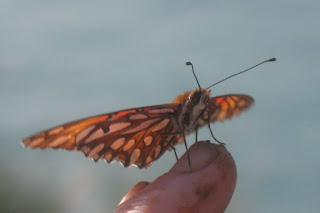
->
268, 57, 277, 62
186, 61, 193, 66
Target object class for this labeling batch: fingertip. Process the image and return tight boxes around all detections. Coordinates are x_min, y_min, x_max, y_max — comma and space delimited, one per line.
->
116, 142, 237, 213
168, 141, 237, 212
170, 141, 229, 173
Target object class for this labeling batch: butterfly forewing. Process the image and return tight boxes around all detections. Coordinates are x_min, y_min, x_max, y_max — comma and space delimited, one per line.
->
22, 104, 181, 168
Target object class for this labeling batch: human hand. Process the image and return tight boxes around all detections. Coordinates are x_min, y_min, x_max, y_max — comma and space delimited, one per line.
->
114, 141, 237, 213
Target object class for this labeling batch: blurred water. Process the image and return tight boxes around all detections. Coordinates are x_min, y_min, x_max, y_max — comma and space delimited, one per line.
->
1, 1, 320, 212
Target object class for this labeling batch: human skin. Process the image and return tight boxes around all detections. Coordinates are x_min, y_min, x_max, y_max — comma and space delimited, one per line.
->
114, 141, 237, 213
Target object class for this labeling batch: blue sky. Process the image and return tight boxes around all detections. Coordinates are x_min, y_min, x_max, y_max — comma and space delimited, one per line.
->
1, 1, 320, 212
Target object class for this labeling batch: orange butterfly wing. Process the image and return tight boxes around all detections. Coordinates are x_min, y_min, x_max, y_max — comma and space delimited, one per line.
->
208, 94, 254, 123
22, 104, 180, 168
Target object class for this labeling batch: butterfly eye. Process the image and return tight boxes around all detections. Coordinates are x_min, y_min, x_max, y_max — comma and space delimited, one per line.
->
189, 91, 201, 106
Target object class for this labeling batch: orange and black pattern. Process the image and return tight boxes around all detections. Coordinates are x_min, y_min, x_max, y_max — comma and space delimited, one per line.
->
22, 94, 253, 168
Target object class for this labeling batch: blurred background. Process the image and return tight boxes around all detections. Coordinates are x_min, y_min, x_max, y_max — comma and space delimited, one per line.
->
1, 0, 319, 212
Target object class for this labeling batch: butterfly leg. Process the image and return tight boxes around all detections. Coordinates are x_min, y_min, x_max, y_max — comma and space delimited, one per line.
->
208, 124, 225, 146
169, 144, 179, 161
162, 132, 191, 166
162, 132, 181, 162
182, 132, 192, 168
195, 128, 198, 143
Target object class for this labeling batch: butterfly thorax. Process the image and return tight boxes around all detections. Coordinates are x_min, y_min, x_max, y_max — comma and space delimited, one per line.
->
172, 88, 211, 135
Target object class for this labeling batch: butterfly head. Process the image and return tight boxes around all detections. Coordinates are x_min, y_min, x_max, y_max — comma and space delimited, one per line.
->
188, 88, 210, 106
188, 88, 211, 123
172, 88, 211, 133
172, 88, 210, 106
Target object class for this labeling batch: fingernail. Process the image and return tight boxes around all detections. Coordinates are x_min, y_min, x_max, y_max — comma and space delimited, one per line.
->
170, 141, 225, 173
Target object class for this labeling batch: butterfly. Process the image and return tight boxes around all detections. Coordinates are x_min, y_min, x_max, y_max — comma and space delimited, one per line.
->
22, 58, 276, 168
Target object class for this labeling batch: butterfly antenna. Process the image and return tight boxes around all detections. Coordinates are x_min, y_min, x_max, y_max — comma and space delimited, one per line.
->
206, 57, 276, 90
186, 62, 201, 89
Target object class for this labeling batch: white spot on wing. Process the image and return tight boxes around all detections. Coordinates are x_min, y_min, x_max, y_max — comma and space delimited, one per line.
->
148, 108, 174, 114
130, 149, 141, 163
48, 135, 71, 147
154, 145, 161, 159
85, 128, 105, 143
111, 137, 126, 150
76, 126, 95, 144
123, 118, 160, 134
152, 119, 170, 132
107, 122, 131, 135
129, 114, 148, 120
123, 139, 135, 151
88, 143, 104, 158
118, 158, 126, 166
